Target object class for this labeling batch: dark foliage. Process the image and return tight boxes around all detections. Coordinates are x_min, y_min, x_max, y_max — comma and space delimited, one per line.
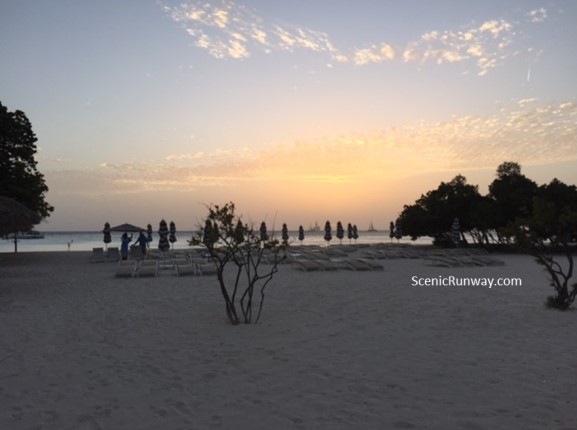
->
0, 101, 53, 218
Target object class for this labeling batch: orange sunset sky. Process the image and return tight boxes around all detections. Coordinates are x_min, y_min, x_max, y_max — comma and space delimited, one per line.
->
1, 0, 576, 231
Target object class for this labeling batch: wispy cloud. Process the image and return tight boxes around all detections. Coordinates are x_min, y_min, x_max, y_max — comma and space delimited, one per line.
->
403, 20, 515, 75
527, 7, 547, 23
65, 99, 575, 195
162, 0, 546, 75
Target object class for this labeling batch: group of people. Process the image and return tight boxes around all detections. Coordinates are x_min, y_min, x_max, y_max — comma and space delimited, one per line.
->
120, 231, 149, 260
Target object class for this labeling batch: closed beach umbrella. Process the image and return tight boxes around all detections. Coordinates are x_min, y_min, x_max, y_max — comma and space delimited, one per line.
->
336, 221, 344, 244
324, 220, 332, 246
389, 221, 395, 243
147, 224, 153, 243
281, 223, 289, 245
260, 221, 268, 241
353, 224, 359, 241
298, 225, 305, 244
169, 221, 177, 248
103, 222, 111, 250
451, 217, 460, 247
347, 223, 353, 243
202, 219, 214, 247
158, 219, 170, 252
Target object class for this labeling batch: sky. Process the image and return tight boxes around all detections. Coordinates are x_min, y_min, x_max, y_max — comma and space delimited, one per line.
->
1, 0, 576, 231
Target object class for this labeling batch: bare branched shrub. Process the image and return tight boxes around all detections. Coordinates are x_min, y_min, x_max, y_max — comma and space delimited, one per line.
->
190, 202, 286, 324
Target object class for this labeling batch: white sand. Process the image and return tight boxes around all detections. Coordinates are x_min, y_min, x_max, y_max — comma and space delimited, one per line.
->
0, 250, 575, 430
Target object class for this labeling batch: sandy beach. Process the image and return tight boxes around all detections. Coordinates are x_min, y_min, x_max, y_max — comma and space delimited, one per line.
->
0, 248, 575, 430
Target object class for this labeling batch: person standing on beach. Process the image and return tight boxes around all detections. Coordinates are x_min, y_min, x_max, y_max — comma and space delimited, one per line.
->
120, 232, 133, 260
135, 231, 148, 257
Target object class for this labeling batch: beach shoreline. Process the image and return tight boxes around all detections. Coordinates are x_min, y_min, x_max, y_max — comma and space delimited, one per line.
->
1, 250, 575, 429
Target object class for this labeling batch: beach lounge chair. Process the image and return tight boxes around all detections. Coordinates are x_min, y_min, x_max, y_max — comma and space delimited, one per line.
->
340, 259, 373, 271
91, 247, 105, 263
196, 262, 218, 275
175, 259, 197, 276
357, 258, 384, 270
470, 255, 505, 266
106, 247, 120, 262
130, 245, 144, 260
292, 260, 324, 271
314, 259, 339, 271
424, 256, 462, 267
115, 260, 137, 278
136, 260, 158, 277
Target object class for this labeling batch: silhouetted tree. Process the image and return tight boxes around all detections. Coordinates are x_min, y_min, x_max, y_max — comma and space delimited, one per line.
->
515, 178, 577, 310
489, 161, 537, 242
394, 218, 402, 243
0, 101, 53, 218
398, 175, 483, 244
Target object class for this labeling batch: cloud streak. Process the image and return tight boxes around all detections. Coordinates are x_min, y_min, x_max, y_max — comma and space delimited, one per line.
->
162, 0, 546, 75
58, 99, 575, 195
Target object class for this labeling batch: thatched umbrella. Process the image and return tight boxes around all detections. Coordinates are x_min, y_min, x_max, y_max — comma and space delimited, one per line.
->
0, 196, 40, 253
110, 223, 144, 233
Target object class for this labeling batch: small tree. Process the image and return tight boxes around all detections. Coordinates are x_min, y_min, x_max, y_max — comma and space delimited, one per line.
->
190, 202, 287, 325
516, 179, 577, 310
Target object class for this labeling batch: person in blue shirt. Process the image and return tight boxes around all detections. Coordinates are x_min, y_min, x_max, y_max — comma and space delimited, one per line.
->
120, 232, 133, 260
135, 231, 149, 257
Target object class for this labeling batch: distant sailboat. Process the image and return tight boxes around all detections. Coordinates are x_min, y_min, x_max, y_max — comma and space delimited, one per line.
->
367, 221, 377, 232
308, 221, 320, 232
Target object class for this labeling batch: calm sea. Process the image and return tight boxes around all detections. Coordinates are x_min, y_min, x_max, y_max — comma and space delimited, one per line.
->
1, 230, 432, 253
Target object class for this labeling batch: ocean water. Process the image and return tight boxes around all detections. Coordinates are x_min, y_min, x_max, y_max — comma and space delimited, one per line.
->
1, 230, 432, 253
